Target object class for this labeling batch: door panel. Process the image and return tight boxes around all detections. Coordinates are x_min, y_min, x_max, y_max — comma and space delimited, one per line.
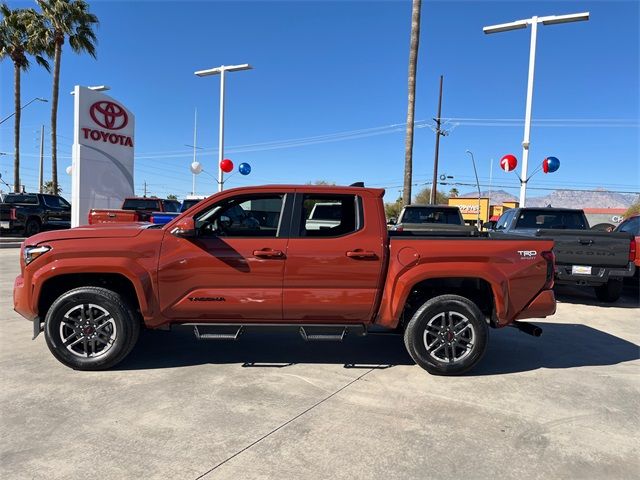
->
283, 194, 385, 322
158, 236, 287, 321
158, 192, 290, 322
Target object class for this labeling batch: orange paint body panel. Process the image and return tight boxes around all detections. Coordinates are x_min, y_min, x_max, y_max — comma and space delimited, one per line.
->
13, 184, 556, 333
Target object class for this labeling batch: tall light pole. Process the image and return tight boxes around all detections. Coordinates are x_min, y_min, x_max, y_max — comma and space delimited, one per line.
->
195, 64, 252, 192
483, 12, 589, 206
466, 150, 482, 229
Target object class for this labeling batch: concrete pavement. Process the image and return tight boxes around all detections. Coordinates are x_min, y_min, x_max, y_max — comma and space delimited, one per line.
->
0, 248, 638, 479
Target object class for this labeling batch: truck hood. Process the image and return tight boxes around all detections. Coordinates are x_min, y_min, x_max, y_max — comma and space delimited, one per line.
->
26, 223, 155, 245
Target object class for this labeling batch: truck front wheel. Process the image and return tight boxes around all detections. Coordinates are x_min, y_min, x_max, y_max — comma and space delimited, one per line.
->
43, 287, 140, 370
404, 294, 489, 376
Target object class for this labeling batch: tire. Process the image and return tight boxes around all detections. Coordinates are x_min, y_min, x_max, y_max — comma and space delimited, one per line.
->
24, 218, 41, 237
594, 279, 623, 303
403, 294, 489, 376
44, 287, 140, 370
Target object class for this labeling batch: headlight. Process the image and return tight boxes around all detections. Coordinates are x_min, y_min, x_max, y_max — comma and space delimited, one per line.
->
23, 245, 51, 265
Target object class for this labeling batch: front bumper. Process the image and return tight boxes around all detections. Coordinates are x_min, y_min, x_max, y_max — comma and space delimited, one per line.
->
515, 289, 556, 321
13, 273, 37, 322
555, 262, 636, 286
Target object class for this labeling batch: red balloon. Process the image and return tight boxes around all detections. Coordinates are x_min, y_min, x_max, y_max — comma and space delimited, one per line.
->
500, 154, 518, 172
220, 158, 234, 173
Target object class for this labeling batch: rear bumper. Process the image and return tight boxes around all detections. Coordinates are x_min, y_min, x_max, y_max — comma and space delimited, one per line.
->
0, 219, 23, 230
13, 274, 37, 321
555, 262, 636, 286
515, 289, 556, 321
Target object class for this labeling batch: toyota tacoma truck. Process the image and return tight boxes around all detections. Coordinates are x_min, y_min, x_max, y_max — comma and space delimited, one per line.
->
491, 207, 636, 302
88, 197, 181, 224
14, 184, 556, 375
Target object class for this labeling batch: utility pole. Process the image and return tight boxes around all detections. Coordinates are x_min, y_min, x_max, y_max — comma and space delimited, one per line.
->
430, 75, 444, 205
143, 180, 147, 197
192, 109, 197, 195
38, 125, 44, 193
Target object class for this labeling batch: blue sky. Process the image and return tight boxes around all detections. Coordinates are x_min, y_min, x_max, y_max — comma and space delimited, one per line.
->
1, 0, 638, 201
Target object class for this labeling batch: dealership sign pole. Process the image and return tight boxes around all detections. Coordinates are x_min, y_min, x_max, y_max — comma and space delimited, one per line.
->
71, 86, 135, 227
483, 12, 589, 206
194, 64, 252, 192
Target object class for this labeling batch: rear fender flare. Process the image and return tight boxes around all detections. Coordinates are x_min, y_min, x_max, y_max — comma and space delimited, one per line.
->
376, 263, 508, 329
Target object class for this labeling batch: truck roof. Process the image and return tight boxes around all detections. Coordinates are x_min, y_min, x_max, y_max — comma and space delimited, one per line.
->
515, 207, 584, 212
220, 184, 386, 197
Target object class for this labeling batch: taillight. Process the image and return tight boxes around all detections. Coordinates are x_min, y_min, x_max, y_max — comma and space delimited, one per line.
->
87, 212, 94, 224
133, 212, 141, 222
149, 215, 157, 224
541, 250, 555, 289
9, 207, 16, 220
630, 239, 637, 262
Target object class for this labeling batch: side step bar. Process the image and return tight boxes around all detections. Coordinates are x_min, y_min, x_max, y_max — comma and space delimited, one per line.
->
193, 325, 243, 340
184, 323, 367, 341
299, 326, 346, 342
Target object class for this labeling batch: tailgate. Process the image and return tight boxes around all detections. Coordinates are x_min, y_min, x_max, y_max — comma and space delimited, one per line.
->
537, 229, 633, 268
89, 209, 141, 224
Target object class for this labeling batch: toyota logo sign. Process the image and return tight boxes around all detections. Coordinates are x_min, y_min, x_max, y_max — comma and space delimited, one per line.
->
90, 101, 128, 130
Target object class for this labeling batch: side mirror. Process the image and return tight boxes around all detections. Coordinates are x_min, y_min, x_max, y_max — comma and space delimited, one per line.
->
171, 217, 196, 238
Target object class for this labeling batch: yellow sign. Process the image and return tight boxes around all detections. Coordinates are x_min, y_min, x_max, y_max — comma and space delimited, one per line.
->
448, 197, 491, 223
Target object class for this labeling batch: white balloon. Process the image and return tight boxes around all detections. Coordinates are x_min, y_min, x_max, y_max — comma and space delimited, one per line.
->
65, 165, 73, 175
190, 161, 202, 174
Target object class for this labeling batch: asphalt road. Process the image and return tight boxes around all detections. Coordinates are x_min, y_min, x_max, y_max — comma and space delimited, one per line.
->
1, 248, 638, 479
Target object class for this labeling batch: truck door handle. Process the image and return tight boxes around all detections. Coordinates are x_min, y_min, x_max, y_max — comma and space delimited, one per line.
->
346, 249, 378, 259
253, 249, 285, 259
579, 239, 593, 245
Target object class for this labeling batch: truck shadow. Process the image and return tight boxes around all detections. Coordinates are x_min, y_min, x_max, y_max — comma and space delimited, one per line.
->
116, 323, 639, 376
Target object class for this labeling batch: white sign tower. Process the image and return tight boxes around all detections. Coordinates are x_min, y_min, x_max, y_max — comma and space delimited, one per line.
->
71, 86, 135, 227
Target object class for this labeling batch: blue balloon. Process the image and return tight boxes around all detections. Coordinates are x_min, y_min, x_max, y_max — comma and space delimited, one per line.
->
543, 156, 560, 173
239, 162, 251, 175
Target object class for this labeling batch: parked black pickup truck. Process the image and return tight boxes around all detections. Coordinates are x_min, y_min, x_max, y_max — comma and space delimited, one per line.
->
0, 193, 71, 236
492, 207, 635, 302
389, 205, 477, 234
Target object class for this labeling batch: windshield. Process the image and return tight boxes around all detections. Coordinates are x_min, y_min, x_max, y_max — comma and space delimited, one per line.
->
515, 210, 588, 229
162, 200, 181, 213
400, 207, 462, 224
1, 194, 38, 205
122, 199, 160, 211
181, 199, 202, 212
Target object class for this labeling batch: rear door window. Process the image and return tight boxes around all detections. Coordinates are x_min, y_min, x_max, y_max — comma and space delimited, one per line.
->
298, 194, 360, 237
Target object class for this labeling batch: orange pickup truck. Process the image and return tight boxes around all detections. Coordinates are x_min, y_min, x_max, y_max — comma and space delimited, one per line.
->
88, 197, 181, 224
14, 184, 556, 375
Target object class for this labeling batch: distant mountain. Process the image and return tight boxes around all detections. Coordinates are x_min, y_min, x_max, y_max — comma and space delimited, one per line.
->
459, 189, 639, 209
458, 189, 517, 204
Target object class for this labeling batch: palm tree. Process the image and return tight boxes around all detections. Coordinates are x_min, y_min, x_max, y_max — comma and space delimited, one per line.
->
37, 0, 98, 194
402, 0, 422, 205
0, 5, 49, 192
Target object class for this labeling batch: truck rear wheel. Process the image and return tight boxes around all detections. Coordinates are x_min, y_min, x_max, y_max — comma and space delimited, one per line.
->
43, 287, 140, 370
594, 279, 623, 303
404, 294, 488, 376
